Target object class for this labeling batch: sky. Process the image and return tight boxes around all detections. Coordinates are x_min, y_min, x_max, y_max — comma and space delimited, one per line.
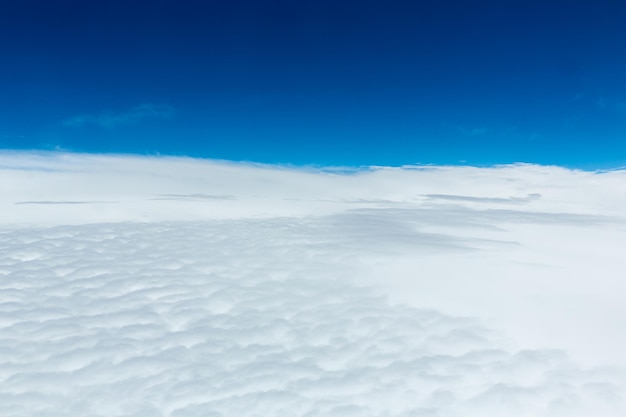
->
1, 0, 626, 167
3, 151, 626, 416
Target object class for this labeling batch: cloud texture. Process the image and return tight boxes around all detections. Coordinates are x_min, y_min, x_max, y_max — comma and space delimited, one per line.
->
1, 151, 626, 416
2, 221, 625, 417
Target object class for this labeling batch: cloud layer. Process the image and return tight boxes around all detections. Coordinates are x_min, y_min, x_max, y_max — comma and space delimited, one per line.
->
2, 151, 626, 416
2, 221, 625, 417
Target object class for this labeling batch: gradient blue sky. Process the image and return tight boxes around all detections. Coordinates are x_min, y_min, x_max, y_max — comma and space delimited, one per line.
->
1, 0, 626, 167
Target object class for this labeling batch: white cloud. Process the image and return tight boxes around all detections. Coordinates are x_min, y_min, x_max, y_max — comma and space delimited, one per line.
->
1, 151, 626, 416
62, 104, 176, 128
1, 221, 625, 417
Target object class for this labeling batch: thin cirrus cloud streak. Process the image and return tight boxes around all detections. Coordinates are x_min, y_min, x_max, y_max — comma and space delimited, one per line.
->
2, 150, 626, 416
62, 103, 176, 128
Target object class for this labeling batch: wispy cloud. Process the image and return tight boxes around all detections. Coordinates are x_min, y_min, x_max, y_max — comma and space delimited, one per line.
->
458, 126, 489, 136
586, 96, 626, 115
0, 134, 25, 140
63, 103, 176, 128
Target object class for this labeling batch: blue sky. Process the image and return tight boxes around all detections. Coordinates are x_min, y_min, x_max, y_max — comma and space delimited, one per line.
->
1, 0, 626, 167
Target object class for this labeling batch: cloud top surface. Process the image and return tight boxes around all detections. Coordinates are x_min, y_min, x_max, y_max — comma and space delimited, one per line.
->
2, 151, 626, 416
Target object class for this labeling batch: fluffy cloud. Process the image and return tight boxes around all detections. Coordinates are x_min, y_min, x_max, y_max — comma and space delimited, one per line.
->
1, 221, 625, 417
1, 151, 626, 416
62, 104, 176, 128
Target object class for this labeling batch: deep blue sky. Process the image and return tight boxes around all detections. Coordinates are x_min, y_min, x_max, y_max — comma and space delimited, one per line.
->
1, 0, 626, 167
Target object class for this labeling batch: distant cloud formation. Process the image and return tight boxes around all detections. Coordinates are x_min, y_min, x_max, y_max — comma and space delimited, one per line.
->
63, 103, 176, 128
